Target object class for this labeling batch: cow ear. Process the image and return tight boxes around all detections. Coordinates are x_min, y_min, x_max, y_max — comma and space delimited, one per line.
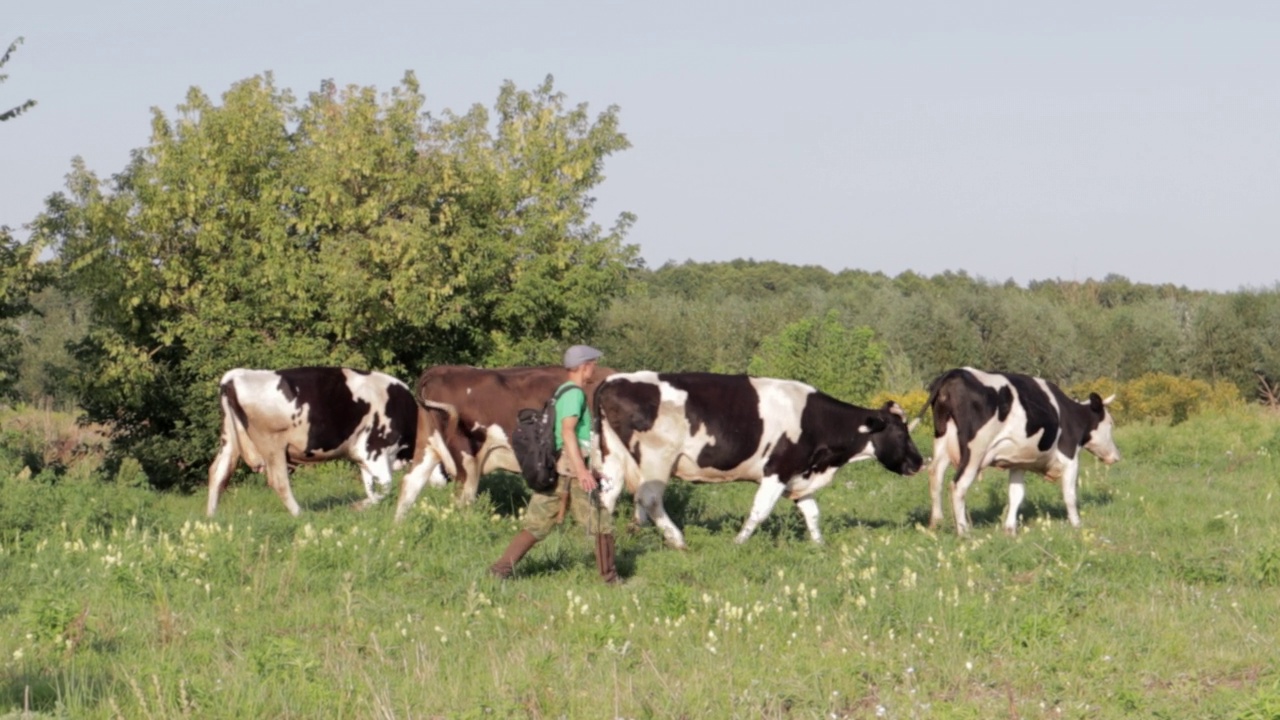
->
1089, 392, 1106, 414
882, 401, 906, 421
859, 416, 887, 434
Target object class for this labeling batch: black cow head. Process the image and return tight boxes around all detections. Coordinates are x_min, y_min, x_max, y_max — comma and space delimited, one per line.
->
866, 402, 924, 476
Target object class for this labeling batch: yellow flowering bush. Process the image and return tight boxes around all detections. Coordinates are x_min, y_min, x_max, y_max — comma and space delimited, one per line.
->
1070, 373, 1243, 425
868, 388, 931, 427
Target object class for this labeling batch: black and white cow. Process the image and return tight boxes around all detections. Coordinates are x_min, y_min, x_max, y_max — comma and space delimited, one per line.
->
594, 371, 924, 549
207, 367, 418, 516
926, 367, 1121, 535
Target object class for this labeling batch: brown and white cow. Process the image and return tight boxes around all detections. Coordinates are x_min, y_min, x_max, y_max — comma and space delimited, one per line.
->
394, 364, 614, 521
208, 367, 418, 516
926, 367, 1121, 535
593, 371, 924, 549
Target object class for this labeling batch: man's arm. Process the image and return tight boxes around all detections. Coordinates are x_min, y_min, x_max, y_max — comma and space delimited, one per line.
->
560, 415, 597, 493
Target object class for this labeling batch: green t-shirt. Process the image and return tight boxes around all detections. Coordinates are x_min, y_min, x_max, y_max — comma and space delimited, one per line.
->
552, 382, 591, 453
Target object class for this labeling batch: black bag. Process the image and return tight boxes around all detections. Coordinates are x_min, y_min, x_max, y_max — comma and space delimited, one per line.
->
512, 384, 579, 492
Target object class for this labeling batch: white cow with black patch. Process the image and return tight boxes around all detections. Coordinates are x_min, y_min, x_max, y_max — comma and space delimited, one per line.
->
208, 367, 418, 516
594, 371, 924, 549
926, 367, 1120, 535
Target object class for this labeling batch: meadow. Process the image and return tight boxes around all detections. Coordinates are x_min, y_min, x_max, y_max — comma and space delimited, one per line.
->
3, 407, 1280, 719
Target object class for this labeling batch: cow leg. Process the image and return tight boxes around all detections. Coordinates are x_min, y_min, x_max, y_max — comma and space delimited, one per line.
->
735, 476, 787, 544
950, 464, 982, 535
794, 495, 823, 544
597, 461, 650, 532
630, 499, 652, 531
207, 420, 240, 517
1004, 469, 1027, 535
456, 453, 480, 505
927, 452, 952, 530
353, 454, 394, 510
370, 458, 394, 505
265, 454, 302, 516
395, 452, 441, 522
1061, 460, 1082, 528
636, 480, 685, 550
596, 468, 626, 515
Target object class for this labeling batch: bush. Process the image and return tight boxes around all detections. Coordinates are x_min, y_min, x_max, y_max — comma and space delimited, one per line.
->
0, 405, 106, 477
0, 468, 158, 539
1069, 374, 1244, 425
1066, 377, 1122, 407
1120, 373, 1239, 425
867, 388, 930, 427
748, 310, 885, 404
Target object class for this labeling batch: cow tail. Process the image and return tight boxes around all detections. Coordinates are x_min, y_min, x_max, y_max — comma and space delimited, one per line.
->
415, 399, 460, 476
415, 374, 458, 440
416, 399, 459, 444
591, 382, 605, 438
414, 376, 459, 477
591, 382, 607, 468
925, 370, 960, 438
216, 381, 240, 453
590, 382, 637, 498
217, 379, 250, 470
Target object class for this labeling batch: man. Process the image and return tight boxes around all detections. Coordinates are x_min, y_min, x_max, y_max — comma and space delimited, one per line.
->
488, 345, 620, 584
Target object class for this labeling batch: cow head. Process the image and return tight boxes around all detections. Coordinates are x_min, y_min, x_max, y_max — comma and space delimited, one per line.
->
1083, 393, 1121, 465
861, 402, 924, 476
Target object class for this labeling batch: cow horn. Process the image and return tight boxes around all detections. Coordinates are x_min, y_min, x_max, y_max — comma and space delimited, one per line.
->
908, 418, 921, 432
1102, 394, 1116, 406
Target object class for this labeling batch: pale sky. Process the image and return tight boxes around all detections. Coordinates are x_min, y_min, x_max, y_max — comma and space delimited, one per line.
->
4, 1, 1278, 291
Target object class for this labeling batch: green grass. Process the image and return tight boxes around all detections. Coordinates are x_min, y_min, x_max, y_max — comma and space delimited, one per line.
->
3, 408, 1280, 718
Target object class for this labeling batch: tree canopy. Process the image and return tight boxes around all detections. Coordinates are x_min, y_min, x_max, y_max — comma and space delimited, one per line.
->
0, 228, 49, 398
39, 73, 638, 487
0, 36, 42, 397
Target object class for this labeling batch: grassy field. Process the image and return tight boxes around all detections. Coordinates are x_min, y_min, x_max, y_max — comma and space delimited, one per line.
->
3, 407, 1280, 718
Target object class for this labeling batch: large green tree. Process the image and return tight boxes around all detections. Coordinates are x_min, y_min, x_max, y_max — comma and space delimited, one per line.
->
41, 72, 637, 488
1, 36, 41, 397
0, 228, 49, 398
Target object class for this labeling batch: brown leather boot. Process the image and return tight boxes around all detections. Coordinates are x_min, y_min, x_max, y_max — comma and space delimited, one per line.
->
489, 530, 538, 579
595, 533, 621, 585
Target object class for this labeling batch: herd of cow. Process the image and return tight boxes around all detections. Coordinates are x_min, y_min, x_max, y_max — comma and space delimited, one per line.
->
206, 363, 1121, 544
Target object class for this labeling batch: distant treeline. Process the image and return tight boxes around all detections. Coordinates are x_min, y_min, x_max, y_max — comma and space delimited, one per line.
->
597, 260, 1279, 400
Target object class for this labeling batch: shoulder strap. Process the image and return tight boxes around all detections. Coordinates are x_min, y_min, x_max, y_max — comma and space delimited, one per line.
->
552, 382, 580, 402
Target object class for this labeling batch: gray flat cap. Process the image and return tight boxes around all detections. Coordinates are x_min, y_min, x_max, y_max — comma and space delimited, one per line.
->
563, 344, 603, 369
